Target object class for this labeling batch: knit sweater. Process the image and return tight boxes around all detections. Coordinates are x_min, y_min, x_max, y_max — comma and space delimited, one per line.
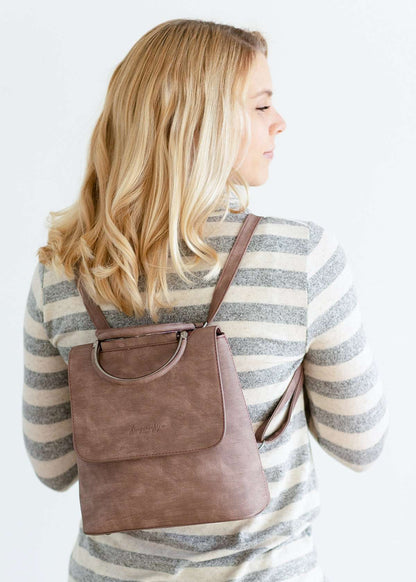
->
22, 205, 389, 581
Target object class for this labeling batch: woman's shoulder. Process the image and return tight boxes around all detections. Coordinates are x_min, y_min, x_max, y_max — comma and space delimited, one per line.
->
253, 213, 342, 253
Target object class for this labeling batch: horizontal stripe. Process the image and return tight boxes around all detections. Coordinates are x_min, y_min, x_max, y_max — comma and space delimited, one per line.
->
22, 416, 72, 442
23, 431, 74, 460
37, 463, 78, 491
307, 394, 387, 433
317, 428, 388, 467
24, 367, 68, 389
314, 407, 389, 451
23, 384, 70, 406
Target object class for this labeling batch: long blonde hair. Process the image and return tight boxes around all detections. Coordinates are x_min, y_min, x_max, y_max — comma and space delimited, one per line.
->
37, 18, 268, 322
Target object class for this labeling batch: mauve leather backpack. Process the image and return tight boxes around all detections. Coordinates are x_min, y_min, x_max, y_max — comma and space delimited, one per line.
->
68, 213, 304, 535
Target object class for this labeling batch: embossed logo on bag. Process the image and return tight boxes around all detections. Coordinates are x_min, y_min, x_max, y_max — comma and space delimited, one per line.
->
128, 423, 168, 434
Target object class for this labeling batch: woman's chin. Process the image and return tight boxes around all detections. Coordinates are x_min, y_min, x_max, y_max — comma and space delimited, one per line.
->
248, 172, 269, 187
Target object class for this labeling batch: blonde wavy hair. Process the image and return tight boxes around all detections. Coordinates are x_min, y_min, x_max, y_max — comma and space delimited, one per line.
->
37, 18, 268, 322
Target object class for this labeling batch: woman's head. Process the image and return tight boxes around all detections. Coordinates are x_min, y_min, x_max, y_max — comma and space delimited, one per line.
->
38, 19, 284, 322
98, 18, 279, 201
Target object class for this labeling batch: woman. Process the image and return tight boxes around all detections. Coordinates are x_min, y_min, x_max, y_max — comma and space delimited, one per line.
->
22, 18, 389, 581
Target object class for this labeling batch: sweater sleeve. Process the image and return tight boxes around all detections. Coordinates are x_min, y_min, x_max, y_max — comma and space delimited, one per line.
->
22, 262, 78, 491
303, 221, 389, 472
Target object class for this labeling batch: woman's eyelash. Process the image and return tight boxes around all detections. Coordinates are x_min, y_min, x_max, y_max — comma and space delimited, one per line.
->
257, 106, 271, 112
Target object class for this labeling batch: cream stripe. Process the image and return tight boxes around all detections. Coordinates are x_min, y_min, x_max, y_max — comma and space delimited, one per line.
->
267, 488, 320, 532
243, 250, 305, 271
27, 450, 77, 478
203, 218, 309, 240
47, 328, 97, 348
23, 417, 72, 443
24, 349, 66, 373
257, 222, 309, 239
316, 408, 389, 450
307, 228, 339, 279
322, 444, 384, 473
170, 285, 307, 307
23, 384, 70, 406
244, 375, 304, 406
304, 344, 374, 382
307, 305, 363, 350
260, 425, 309, 469
89, 531, 201, 560
268, 461, 314, 494
307, 378, 384, 414
307, 263, 353, 325
24, 309, 46, 338
233, 352, 300, 372
29, 263, 43, 310
70, 545, 157, 581
218, 321, 305, 342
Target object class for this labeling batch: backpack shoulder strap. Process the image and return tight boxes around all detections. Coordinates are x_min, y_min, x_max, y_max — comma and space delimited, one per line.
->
204, 213, 261, 326
75, 272, 111, 329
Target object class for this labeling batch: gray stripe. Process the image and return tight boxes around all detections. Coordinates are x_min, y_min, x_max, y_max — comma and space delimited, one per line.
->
318, 428, 388, 466
23, 432, 73, 460
308, 244, 347, 303
122, 508, 320, 553
305, 326, 367, 366
263, 444, 311, 484
244, 360, 304, 391
74, 509, 320, 574
309, 395, 387, 433
44, 267, 307, 306
69, 556, 153, 581
305, 220, 324, 252
43, 312, 97, 341
24, 367, 68, 390
44, 301, 308, 346
246, 234, 308, 255
24, 329, 61, 357
25, 287, 43, 322
212, 302, 306, 326
228, 334, 305, 355
37, 463, 78, 492
266, 471, 317, 515
43, 279, 79, 303
23, 400, 71, 424
259, 216, 308, 228
307, 286, 357, 342
176, 233, 308, 256
304, 362, 379, 399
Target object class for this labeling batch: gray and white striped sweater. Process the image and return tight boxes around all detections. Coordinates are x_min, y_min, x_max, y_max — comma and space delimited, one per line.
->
22, 206, 389, 581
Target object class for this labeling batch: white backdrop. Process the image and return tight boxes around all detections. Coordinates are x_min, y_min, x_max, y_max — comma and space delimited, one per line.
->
1, 1, 414, 580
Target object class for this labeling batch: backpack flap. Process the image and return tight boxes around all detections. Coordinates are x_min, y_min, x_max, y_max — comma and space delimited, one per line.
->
68, 325, 226, 464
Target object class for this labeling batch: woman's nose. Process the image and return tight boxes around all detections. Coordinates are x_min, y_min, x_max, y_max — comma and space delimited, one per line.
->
270, 113, 286, 134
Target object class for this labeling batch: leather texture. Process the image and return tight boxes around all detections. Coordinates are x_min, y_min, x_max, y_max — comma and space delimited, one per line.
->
68, 213, 304, 535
